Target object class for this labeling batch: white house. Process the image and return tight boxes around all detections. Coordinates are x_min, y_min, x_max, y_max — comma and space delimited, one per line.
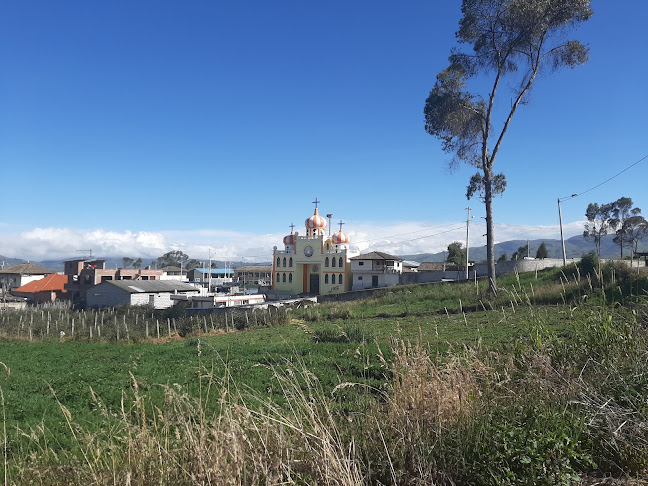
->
0, 263, 54, 291
350, 252, 404, 290
85, 280, 201, 309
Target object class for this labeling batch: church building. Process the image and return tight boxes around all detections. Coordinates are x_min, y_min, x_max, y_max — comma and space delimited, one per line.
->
272, 200, 355, 296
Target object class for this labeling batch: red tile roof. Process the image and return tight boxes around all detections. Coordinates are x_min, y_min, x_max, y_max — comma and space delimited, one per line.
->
13, 274, 68, 294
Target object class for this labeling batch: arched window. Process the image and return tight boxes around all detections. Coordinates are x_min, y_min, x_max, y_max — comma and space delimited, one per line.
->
325, 274, 329, 284
325, 257, 329, 267
289, 257, 293, 267
332, 274, 336, 284
283, 257, 286, 267
276, 273, 280, 283
289, 273, 293, 283
276, 257, 280, 267
332, 257, 336, 268
339, 257, 344, 267
339, 274, 343, 285
282, 273, 286, 282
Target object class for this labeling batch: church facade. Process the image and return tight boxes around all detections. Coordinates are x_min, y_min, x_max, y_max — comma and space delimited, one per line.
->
272, 201, 355, 296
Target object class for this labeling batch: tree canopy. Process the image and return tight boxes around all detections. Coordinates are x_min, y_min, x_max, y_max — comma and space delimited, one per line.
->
424, 0, 592, 292
446, 241, 467, 267
535, 242, 549, 259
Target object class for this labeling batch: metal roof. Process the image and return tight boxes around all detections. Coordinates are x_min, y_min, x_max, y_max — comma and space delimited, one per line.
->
100, 280, 199, 293
191, 268, 234, 274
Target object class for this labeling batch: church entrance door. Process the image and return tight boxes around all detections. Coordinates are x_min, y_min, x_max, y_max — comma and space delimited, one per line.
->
309, 274, 320, 294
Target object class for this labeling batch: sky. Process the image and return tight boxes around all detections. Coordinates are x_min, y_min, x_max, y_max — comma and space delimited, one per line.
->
1, 1, 646, 263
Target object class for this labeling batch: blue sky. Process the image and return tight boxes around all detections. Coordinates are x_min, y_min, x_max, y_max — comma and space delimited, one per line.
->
1, 1, 646, 262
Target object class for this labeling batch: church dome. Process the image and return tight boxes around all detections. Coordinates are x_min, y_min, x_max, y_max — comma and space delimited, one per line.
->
332, 230, 350, 245
305, 208, 327, 230
283, 231, 296, 246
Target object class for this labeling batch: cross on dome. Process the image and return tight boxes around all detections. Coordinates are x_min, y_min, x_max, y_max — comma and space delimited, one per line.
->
312, 198, 320, 209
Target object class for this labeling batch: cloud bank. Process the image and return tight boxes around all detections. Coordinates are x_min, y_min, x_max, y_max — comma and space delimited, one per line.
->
0, 221, 585, 262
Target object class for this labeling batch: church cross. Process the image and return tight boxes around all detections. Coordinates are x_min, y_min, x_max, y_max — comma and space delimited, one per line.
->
312, 198, 320, 209
289, 223, 295, 232
338, 220, 345, 232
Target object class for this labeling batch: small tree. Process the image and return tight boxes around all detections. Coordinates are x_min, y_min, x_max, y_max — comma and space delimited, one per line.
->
498, 253, 508, 261
512, 244, 529, 261
583, 203, 613, 257
535, 242, 548, 259
122, 257, 134, 269
132, 258, 143, 269
446, 241, 467, 267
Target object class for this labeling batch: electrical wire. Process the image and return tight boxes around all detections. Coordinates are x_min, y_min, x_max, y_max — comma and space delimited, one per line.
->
560, 153, 648, 200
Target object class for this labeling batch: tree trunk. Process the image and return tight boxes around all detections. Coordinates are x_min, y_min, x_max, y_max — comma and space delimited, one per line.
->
484, 169, 497, 294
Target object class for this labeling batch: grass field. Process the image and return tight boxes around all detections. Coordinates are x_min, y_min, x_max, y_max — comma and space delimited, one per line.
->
0, 261, 647, 484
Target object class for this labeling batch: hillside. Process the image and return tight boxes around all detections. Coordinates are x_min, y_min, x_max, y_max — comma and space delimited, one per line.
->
401, 234, 648, 263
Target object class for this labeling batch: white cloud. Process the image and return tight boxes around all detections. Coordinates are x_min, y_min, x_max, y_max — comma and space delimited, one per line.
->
0, 221, 586, 262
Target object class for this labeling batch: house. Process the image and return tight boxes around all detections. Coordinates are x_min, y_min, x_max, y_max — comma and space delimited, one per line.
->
85, 280, 201, 309
350, 252, 404, 290
12, 273, 70, 305
0, 263, 54, 291
159, 266, 184, 280
186, 268, 234, 289
172, 292, 266, 310
234, 265, 272, 286
272, 201, 358, 296
64, 259, 164, 304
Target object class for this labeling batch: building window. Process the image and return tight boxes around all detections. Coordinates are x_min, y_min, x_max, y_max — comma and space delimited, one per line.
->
289, 273, 293, 283
332, 258, 336, 268
358, 261, 364, 266
283, 257, 286, 267
283, 273, 286, 282
277, 273, 280, 283
339, 257, 343, 267
325, 257, 329, 267
339, 274, 343, 285
277, 257, 280, 267
325, 274, 329, 284
289, 257, 293, 267
358, 276, 363, 281
332, 274, 336, 284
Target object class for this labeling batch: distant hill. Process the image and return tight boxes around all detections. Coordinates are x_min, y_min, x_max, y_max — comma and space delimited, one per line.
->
400, 234, 648, 263
0, 255, 26, 270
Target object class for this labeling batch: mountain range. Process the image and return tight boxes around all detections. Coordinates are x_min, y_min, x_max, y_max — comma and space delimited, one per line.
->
1, 235, 646, 272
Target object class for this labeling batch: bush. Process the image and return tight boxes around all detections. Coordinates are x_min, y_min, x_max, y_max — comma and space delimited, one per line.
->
578, 251, 599, 279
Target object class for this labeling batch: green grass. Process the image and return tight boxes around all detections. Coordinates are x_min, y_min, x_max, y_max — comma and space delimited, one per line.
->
0, 263, 647, 483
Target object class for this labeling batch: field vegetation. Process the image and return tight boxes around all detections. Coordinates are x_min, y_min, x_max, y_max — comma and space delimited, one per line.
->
0, 258, 647, 484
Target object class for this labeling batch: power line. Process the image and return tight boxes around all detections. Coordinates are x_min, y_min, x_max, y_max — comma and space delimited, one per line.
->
560, 153, 648, 200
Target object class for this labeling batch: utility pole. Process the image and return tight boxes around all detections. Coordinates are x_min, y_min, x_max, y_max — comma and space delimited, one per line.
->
558, 195, 578, 266
465, 207, 471, 280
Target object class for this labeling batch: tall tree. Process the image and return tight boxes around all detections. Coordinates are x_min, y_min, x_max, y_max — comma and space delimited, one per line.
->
424, 0, 592, 293
609, 197, 641, 258
583, 202, 613, 257
132, 258, 143, 269
446, 241, 467, 267
156, 251, 189, 269
122, 257, 134, 269
616, 215, 648, 263
535, 242, 549, 259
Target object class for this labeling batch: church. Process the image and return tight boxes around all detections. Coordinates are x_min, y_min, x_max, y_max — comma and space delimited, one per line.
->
272, 200, 356, 296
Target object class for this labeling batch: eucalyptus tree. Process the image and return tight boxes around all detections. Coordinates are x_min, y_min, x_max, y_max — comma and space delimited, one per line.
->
616, 215, 648, 262
609, 197, 641, 258
424, 0, 592, 292
583, 202, 613, 257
